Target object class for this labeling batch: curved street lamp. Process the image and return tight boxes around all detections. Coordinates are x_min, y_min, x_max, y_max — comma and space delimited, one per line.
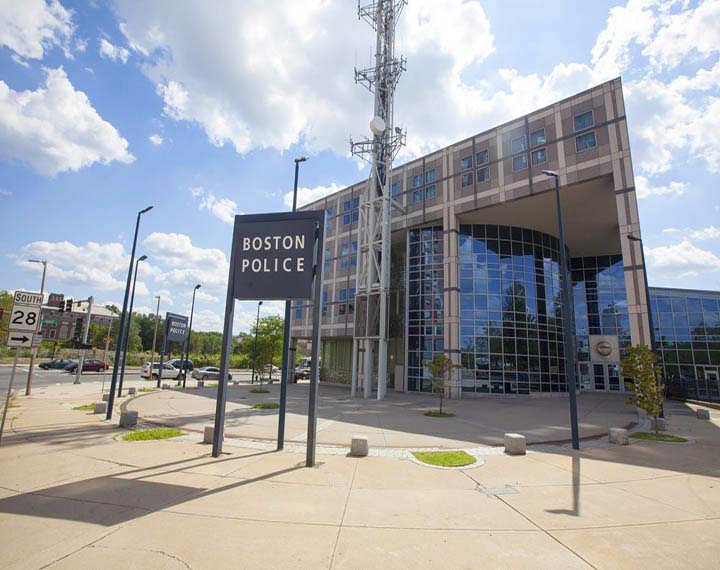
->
181, 284, 201, 388
118, 254, 147, 397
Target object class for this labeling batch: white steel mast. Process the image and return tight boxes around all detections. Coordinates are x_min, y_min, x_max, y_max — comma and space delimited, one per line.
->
350, 0, 406, 400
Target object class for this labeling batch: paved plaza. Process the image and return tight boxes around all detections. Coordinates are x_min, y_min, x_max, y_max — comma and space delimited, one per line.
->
127, 383, 639, 448
0, 380, 718, 568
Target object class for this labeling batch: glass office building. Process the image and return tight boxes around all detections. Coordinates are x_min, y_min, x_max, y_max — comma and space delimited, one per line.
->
650, 287, 720, 403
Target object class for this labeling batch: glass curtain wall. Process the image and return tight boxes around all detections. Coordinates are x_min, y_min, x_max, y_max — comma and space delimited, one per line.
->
407, 226, 444, 392
458, 224, 565, 394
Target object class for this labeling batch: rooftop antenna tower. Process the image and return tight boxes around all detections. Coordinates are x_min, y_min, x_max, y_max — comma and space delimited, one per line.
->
350, 0, 407, 400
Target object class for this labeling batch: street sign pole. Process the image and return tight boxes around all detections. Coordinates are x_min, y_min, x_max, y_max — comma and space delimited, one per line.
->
0, 352, 20, 446
306, 220, 325, 467
75, 296, 94, 385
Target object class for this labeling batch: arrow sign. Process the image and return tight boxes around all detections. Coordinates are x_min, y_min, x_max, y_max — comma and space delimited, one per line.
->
7, 333, 33, 349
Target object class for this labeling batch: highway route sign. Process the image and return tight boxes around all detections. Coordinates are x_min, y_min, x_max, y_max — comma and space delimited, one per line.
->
9, 291, 43, 333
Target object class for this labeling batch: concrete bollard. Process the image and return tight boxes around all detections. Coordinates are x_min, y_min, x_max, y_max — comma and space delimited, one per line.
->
204, 425, 222, 444
102, 393, 110, 402
697, 408, 711, 420
161, 383, 171, 390
93, 401, 107, 414
197, 381, 204, 388
119, 410, 138, 428
651, 417, 667, 432
127, 387, 137, 396
504, 433, 526, 455
350, 435, 369, 457
608, 427, 629, 445
232, 381, 240, 386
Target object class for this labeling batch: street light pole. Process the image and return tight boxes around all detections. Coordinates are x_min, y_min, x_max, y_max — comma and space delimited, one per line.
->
107, 205, 152, 420
74, 296, 94, 385
25, 258, 47, 396
118, 255, 147, 397
149, 295, 161, 378
251, 301, 263, 384
181, 284, 201, 388
279, 156, 308, 449
627, 234, 663, 417
543, 170, 580, 450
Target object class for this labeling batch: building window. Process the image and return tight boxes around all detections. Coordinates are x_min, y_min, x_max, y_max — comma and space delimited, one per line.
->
476, 166, 490, 182
576, 132, 597, 152
476, 149, 489, 165
325, 207, 333, 231
531, 147, 547, 165
512, 153, 528, 172
324, 248, 331, 274
350, 241, 357, 267
425, 168, 436, 184
574, 110, 594, 132
338, 289, 347, 316
342, 197, 360, 225
348, 287, 356, 314
460, 156, 472, 171
425, 185, 436, 200
511, 135, 527, 153
321, 291, 328, 317
340, 242, 357, 270
412, 189, 423, 203
461, 172, 473, 188
391, 181, 398, 196
412, 174, 423, 188
295, 305, 303, 319
530, 128, 546, 146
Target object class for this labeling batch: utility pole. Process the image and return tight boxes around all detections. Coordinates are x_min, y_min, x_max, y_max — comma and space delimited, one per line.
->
350, 0, 407, 400
149, 295, 161, 376
74, 296, 94, 385
25, 258, 47, 395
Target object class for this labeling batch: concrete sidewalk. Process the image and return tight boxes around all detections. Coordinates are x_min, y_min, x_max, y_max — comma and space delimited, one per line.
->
0, 384, 718, 569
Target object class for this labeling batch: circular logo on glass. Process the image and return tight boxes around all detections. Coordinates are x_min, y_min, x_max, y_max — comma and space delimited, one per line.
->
596, 340, 613, 357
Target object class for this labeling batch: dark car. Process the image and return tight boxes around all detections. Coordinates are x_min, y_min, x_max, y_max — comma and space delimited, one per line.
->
65, 359, 109, 373
167, 358, 194, 372
39, 359, 75, 370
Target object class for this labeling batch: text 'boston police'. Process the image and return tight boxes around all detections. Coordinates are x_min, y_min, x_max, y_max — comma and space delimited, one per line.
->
241, 235, 307, 273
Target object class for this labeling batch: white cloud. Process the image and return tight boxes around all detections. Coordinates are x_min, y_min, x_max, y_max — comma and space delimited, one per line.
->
645, 239, 720, 278
189, 186, 238, 225
148, 133, 163, 146
688, 226, 720, 240
0, 0, 74, 61
635, 175, 687, 199
190, 309, 223, 332
0, 189, 12, 197
0, 67, 134, 176
99, 37, 129, 63
284, 182, 345, 209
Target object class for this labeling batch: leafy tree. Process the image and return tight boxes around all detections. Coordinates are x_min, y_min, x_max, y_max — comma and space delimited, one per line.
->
424, 354, 459, 415
621, 344, 665, 433
0, 290, 12, 344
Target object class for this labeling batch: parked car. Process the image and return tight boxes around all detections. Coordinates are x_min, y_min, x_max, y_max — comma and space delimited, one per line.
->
294, 357, 312, 381
140, 362, 181, 380
262, 364, 280, 375
65, 359, 109, 373
192, 366, 232, 381
167, 358, 194, 372
39, 359, 75, 370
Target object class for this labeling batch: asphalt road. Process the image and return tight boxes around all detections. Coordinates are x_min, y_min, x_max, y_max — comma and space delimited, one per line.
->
0, 367, 112, 394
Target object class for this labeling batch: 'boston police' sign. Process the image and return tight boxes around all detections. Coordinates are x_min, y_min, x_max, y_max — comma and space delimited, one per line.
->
231, 211, 325, 300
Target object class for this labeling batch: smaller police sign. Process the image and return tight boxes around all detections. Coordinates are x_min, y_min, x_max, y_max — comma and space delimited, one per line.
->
164, 312, 188, 343
231, 211, 325, 300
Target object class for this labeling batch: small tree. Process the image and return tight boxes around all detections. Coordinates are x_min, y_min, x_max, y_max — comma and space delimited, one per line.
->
424, 354, 459, 415
621, 344, 665, 433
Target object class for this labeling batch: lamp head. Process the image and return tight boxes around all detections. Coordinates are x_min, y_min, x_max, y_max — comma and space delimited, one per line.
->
627, 234, 641, 242
27, 258, 46, 264
542, 170, 559, 178
259, 301, 263, 306
295, 156, 309, 163
194, 284, 201, 290
139, 205, 154, 214
138, 255, 148, 262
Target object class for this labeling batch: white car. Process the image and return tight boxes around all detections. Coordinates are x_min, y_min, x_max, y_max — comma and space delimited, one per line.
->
140, 362, 181, 380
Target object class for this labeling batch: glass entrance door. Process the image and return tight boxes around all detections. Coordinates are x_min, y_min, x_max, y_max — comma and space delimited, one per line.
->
592, 363, 623, 392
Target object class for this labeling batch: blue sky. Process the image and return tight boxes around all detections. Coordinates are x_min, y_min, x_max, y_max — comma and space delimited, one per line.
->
1, 0, 719, 331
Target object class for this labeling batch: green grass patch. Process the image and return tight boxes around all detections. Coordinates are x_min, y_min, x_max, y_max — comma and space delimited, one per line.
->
250, 388, 270, 394
412, 450, 476, 467
122, 428, 184, 441
73, 404, 95, 411
424, 410, 455, 418
252, 402, 279, 410
630, 431, 688, 443
138, 387, 159, 393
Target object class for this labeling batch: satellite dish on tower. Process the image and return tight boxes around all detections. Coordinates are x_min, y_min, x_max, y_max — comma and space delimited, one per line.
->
369, 116, 386, 136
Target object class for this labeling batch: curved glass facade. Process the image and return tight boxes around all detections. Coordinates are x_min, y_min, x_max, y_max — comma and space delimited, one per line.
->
458, 224, 566, 394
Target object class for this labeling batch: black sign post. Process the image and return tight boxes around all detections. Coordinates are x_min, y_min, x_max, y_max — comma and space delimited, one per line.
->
156, 312, 188, 388
212, 211, 325, 464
